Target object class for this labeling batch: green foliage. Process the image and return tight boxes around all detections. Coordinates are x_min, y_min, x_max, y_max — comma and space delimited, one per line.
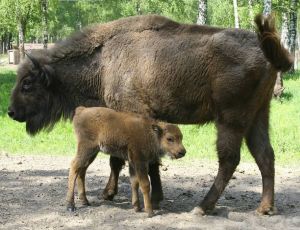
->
0, 0, 298, 43
0, 68, 299, 165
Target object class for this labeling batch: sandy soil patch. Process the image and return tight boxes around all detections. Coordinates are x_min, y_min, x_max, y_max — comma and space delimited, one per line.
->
0, 154, 299, 230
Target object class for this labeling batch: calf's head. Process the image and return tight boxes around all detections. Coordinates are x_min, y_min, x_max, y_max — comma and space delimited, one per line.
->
8, 53, 55, 135
153, 122, 186, 159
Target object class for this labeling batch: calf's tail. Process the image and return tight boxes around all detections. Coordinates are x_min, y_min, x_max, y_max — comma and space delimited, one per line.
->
255, 14, 294, 72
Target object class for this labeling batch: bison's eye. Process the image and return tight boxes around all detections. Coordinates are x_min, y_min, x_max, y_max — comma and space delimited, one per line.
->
22, 79, 33, 92
167, 137, 174, 143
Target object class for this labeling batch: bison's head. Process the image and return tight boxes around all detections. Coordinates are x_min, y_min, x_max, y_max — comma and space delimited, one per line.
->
8, 52, 56, 135
153, 122, 186, 159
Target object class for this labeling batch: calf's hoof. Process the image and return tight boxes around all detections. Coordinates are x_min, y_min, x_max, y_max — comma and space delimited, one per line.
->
191, 206, 206, 216
147, 211, 154, 218
101, 189, 116, 201
67, 204, 76, 212
256, 205, 277, 215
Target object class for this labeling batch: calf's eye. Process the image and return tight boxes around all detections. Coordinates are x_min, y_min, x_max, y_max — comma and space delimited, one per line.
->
167, 137, 174, 143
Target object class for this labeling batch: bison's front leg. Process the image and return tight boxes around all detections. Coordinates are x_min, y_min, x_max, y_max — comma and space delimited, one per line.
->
193, 123, 243, 215
101, 156, 125, 200
149, 161, 163, 209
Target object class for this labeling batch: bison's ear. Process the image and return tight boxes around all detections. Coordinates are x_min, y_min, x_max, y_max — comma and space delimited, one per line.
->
40, 65, 54, 88
152, 124, 163, 138
25, 52, 54, 87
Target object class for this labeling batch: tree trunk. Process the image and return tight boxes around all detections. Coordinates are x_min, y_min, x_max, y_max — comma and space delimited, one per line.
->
263, 0, 272, 15
233, 0, 239, 28
0, 35, 3, 54
136, 0, 142, 15
281, 11, 289, 49
197, 0, 207, 25
18, 21, 26, 60
7, 33, 11, 50
41, 0, 48, 49
248, 0, 254, 30
288, 0, 298, 73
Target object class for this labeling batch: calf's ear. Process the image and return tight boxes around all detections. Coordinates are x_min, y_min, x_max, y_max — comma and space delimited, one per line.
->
152, 124, 163, 138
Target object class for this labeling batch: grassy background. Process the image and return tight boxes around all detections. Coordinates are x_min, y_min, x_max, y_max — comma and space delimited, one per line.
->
0, 67, 299, 165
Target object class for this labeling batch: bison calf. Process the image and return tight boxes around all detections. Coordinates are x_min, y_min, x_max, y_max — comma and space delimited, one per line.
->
66, 106, 186, 217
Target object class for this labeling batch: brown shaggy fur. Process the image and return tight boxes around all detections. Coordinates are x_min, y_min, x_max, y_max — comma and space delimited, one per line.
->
67, 106, 185, 217
8, 14, 293, 215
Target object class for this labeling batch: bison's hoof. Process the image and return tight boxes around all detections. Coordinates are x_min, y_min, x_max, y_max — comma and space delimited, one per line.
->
256, 205, 277, 215
151, 202, 160, 210
101, 189, 116, 201
191, 206, 206, 216
81, 200, 90, 206
133, 205, 141, 212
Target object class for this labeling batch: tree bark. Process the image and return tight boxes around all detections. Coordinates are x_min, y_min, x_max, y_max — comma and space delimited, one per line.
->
248, 0, 254, 30
136, 0, 142, 15
41, 0, 48, 49
288, 0, 298, 73
18, 20, 26, 59
233, 0, 239, 28
197, 0, 207, 25
281, 11, 289, 49
263, 0, 272, 15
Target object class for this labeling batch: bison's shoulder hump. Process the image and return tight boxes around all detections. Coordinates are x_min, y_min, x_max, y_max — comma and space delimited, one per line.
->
49, 15, 180, 62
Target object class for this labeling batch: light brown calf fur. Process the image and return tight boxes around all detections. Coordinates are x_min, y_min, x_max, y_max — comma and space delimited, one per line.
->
66, 106, 186, 217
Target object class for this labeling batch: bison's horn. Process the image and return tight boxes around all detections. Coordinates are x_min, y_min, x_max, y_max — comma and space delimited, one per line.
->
25, 52, 41, 70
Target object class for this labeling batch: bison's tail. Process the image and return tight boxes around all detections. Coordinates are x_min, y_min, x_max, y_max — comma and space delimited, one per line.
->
255, 14, 293, 72
75, 106, 86, 115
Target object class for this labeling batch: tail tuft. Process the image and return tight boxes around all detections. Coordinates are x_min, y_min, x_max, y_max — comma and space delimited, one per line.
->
255, 14, 293, 72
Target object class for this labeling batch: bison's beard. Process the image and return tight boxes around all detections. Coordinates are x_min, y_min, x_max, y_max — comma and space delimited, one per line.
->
25, 108, 60, 135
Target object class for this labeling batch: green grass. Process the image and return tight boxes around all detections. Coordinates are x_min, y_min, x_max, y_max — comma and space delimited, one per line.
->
0, 68, 299, 165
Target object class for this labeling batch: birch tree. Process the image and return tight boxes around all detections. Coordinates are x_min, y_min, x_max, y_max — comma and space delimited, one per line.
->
233, 0, 239, 28
263, 0, 272, 15
41, 0, 48, 49
288, 0, 298, 72
197, 0, 207, 25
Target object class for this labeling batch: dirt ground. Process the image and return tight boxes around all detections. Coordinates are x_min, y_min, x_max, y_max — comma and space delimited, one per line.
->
0, 154, 299, 230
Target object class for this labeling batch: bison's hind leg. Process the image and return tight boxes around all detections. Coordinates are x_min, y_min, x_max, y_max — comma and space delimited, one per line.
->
66, 142, 99, 211
149, 161, 163, 209
246, 109, 276, 215
194, 123, 243, 215
101, 156, 125, 200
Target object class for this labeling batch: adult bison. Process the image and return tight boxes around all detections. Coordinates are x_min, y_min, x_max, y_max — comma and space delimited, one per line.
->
8, 14, 292, 215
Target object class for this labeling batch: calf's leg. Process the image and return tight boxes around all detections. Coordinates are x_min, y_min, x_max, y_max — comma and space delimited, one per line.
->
136, 162, 154, 217
129, 164, 141, 212
102, 157, 163, 208
66, 143, 98, 211
193, 123, 243, 215
246, 108, 275, 215
77, 153, 98, 206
